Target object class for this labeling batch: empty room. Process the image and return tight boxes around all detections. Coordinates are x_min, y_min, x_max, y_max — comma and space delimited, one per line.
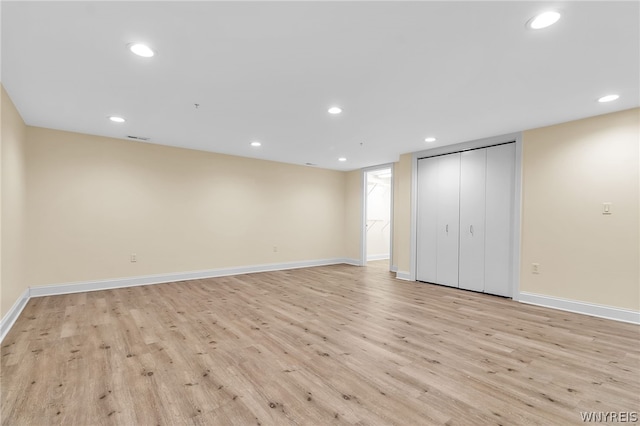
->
1, 1, 639, 425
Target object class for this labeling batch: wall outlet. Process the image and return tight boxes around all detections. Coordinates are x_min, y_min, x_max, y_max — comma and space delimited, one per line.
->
531, 263, 540, 274
130, 253, 137, 263
273, 246, 278, 253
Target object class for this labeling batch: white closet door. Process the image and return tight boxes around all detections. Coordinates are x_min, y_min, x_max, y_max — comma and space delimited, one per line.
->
484, 143, 515, 297
416, 157, 439, 283
459, 149, 486, 292
436, 153, 460, 287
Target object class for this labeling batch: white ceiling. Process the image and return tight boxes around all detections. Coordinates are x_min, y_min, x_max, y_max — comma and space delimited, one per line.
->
2, 1, 638, 171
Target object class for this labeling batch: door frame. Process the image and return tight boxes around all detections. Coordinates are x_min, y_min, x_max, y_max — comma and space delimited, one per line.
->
410, 132, 523, 299
361, 164, 394, 269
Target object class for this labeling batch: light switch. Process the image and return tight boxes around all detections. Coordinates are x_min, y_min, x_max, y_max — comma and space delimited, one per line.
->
602, 202, 612, 215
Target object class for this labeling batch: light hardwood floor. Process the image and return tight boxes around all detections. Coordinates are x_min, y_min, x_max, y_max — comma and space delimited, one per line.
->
1, 262, 639, 425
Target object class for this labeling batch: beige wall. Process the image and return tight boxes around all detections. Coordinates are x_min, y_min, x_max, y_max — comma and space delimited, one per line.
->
25, 127, 350, 287
520, 108, 639, 310
392, 154, 412, 274
1, 86, 28, 317
344, 170, 362, 262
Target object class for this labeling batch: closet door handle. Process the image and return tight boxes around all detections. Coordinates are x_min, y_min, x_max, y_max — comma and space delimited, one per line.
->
470, 225, 474, 235
446, 224, 449, 233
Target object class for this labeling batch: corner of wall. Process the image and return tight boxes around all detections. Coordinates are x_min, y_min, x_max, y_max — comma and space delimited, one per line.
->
1, 84, 29, 320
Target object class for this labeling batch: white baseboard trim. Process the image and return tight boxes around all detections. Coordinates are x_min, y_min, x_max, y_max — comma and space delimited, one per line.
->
1, 288, 30, 343
342, 258, 362, 266
366, 254, 390, 261
1, 258, 357, 342
390, 265, 398, 273
28, 258, 355, 298
519, 292, 640, 325
395, 271, 412, 281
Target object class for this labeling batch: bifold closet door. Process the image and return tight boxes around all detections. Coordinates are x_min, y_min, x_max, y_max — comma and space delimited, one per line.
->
416, 156, 439, 283
416, 153, 460, 286
435, 153, 460, 287
458, 149, 486, 292
484, 143, 516, 297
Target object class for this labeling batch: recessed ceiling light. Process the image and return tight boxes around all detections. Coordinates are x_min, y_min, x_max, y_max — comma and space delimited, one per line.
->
328, 107, 342, 115
597, 94, 620, 103
250, 141, 262, 147
128, 43, 155, 58
338, 157, 347, 162
527, 11, 561, 29
425, 137, 436, 143
109, 116, 126, 123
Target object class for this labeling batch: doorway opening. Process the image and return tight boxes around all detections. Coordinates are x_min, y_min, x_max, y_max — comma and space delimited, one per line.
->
364, 167, 393, 269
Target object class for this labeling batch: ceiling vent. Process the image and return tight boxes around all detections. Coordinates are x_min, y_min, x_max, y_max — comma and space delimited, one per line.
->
127, 135, 150, 141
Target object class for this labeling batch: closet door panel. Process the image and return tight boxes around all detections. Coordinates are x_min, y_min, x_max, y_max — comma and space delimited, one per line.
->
436, 153, 460, 287
416, 157, 439, 283
484, 143, 515, 297
459, 149, 486, 292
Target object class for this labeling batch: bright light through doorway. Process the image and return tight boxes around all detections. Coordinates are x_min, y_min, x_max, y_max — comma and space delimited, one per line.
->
365, 168, 392, 268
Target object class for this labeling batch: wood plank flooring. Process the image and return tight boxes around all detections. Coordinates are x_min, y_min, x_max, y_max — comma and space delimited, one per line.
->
1, 262, 639, 425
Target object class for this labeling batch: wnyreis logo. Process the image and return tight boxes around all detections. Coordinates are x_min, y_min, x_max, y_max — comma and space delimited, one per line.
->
580, 412, 638, 423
